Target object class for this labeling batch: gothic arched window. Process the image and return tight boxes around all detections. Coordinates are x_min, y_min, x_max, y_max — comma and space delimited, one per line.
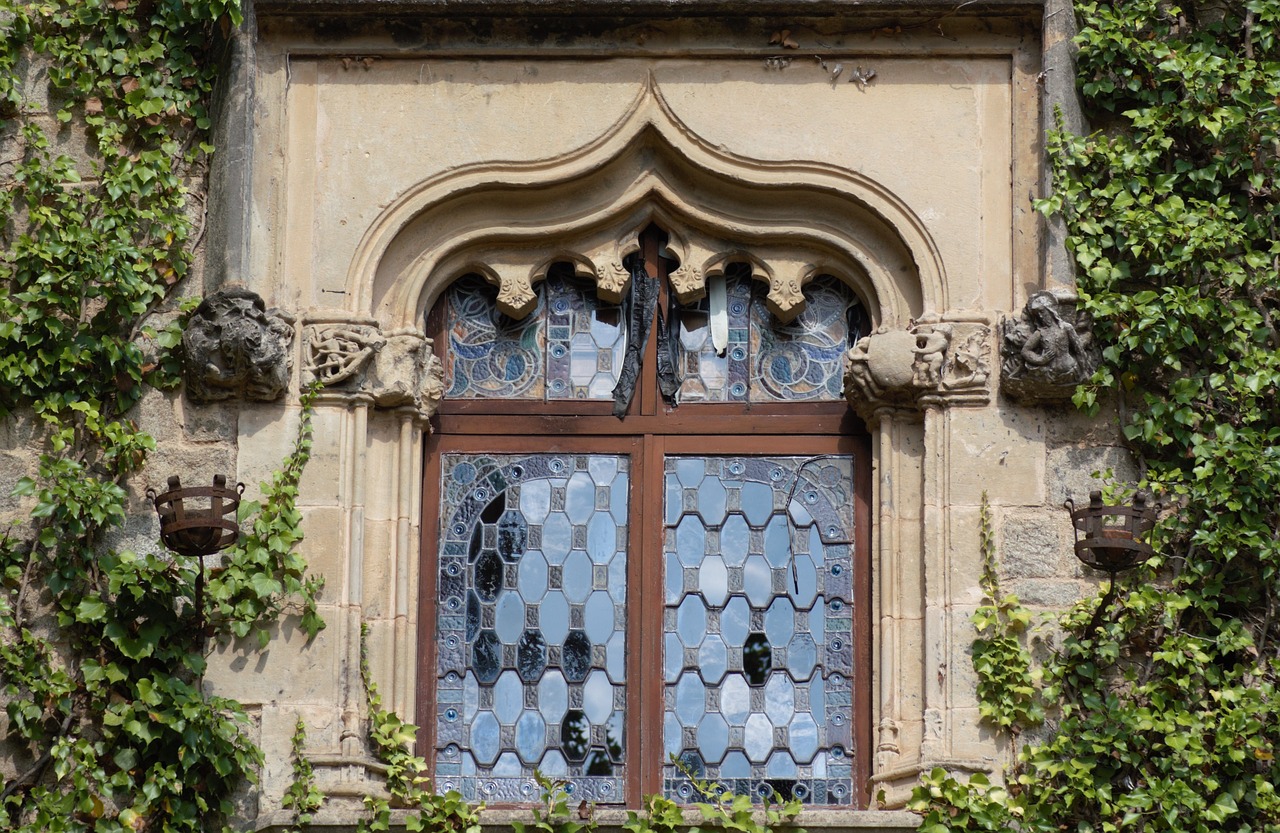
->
420, 225, 873, 807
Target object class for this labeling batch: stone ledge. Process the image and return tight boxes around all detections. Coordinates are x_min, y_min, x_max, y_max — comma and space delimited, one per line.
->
255, 0, 1043, 18
255, 808, 921, 832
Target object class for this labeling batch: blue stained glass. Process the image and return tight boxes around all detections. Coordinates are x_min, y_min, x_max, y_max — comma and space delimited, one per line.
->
750, 276, 861, 403
661, 455, 856, 806
437, 453, 630, 803
443, 269, 624, 401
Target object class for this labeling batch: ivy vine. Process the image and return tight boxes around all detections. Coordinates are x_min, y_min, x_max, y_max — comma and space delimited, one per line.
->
0, 1, 326, 831
913, 2, 1280, 832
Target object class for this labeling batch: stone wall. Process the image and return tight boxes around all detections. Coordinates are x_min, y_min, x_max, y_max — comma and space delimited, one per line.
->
0, 1, 1135, 830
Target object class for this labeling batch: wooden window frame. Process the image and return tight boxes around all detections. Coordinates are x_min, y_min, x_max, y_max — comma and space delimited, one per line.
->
416, 232, 873, 807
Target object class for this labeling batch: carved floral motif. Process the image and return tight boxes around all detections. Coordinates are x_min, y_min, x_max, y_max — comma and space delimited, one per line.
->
1000, 291, 1099, 402
303, 319, 444, 419
182, 286, 294, 403
593, 259, 631, 302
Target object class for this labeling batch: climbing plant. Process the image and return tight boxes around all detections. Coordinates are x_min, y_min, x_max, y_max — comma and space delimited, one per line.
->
913, 2, 1280, 832
0, 1, 325, 831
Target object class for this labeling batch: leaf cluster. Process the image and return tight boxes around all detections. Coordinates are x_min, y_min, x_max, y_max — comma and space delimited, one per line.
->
357, 623, 484, 833
917, 2, 1280, 832
0, 2, 330, 830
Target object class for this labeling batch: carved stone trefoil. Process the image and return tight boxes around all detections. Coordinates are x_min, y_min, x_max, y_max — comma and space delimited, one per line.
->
1000, 291, 1099, 403
302, 318, 444, 419
182, 286, 294, 403
844, 315, 991, 419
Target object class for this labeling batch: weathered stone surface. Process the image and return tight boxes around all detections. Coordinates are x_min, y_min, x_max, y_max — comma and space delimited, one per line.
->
1000, 509, 1066, 580
183, 286, 294, 403
946, 407, 1046, 507
1000, 290, 1100, 402
1046, 444, 1138, 507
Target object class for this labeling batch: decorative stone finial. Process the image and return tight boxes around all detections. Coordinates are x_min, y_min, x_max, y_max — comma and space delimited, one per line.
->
182, 286, 294, 403
1000, 291, 1099, 403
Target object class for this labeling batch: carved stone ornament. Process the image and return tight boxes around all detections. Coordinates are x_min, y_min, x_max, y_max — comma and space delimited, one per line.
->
182, 286, 294, 403
844, 316, 991, 419
302, 320, 444, 419
305, 324, 384, 387
1000, 290, 1100, 403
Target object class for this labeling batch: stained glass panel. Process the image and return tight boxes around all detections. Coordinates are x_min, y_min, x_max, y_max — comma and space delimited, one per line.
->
436, 453, 629, 803
444, 269, 625, 401
661, 456, 856, 805
445, 274, 545, 399
674, 267, 752, 403
673, 273, 865, 404
749, 276, 861, 402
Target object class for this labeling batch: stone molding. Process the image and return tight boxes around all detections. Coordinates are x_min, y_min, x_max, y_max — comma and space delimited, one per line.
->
843, 314, 992, 420
182, 285, 295, 403
302, 314, 445, 419
999, 290, 1099, 403
353, 77, 945, 330
430, 222, 849, 325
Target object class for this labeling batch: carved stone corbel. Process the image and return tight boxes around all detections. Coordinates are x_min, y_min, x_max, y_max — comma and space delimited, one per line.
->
182, 286, 294, 403
303, 318, 444, 419
593, 259, 631, 302
1000, 290, 1099, 403
844, 315, 991, 420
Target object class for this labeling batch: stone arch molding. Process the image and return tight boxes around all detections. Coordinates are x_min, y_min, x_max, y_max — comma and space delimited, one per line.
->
349, 75, 946, 330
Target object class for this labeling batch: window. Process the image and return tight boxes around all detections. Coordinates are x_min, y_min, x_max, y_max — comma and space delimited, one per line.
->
419, 226, 872, 807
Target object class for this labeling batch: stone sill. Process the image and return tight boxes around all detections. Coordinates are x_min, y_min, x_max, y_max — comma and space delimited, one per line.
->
256, 808, 921, 833
255, 0, 1044, 18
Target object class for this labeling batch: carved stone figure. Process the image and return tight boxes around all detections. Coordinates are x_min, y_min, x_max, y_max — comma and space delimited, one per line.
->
182, 286, 293, 403
911, 324, 951, 387
1001, 291, 1098, 402
305, 325, 384, 386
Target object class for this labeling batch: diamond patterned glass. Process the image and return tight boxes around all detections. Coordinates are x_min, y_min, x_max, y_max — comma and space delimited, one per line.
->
662, 456, 856, 805
444, 269, 625, 401
436, 453, 630, 803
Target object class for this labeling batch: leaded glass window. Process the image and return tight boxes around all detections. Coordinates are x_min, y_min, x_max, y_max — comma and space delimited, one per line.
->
424, 225, 871, 808
661, 456, 856, 805
444, 269, 626, 401
674, 271, 867, 404
443, 262, 865, 404
435, 453, 629, 802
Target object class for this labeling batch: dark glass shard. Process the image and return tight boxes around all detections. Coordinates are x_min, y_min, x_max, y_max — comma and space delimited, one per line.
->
481, 492, 506, 524
675, 750, 705, 779
562, 629, 592, 682
469, 522, 484, 561
466, 591, 481, 641
743, 632, 772, 685
584, 750, 614, 776
473, 629, 502, 684
475, 551, 503, 602
517, 629, 547, 682
561, 710, 590, 761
